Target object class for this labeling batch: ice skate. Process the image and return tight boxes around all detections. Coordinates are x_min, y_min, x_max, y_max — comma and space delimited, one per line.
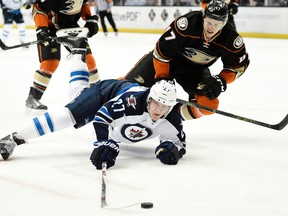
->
56, 27, 89, 38
0, 132, 27, 160
56, 36, 87, 55
25, 87, 47, 115
56, 27, 88, 54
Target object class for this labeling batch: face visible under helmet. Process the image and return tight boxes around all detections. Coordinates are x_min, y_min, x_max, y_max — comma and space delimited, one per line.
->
147, 79, 177, 117
204, 0, 229, 23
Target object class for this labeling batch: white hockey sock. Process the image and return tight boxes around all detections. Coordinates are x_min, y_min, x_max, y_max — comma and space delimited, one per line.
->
17, 23, 26, 43
67, 54, 90, 100
1, 24, 13, 43
16, 108, 76, 140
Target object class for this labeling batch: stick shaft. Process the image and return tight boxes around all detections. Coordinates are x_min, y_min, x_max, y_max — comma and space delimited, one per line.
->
177, 98, 288, 130
101, 162, 107, 208
0, 39, 39, 50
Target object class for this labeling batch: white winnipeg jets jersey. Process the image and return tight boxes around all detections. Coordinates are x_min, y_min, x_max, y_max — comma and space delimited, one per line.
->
93, 86, 186, 149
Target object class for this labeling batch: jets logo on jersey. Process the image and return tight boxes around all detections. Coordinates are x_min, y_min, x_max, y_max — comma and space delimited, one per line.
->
121, 124, 152, 142
129, 128, 145, 139
126, 95, 137, 110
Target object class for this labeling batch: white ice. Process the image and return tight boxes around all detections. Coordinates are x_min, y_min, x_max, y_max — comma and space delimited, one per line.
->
0, 30, 287, 216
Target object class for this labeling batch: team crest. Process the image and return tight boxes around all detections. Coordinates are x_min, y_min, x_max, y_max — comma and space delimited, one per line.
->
60, 0, 83, 15
233, 36, 244, 49
126, 95, 137, 109
121, 124, 152, 142
134, 75, 145, 83
177, 17, 188, 31
183, 47, 216, 64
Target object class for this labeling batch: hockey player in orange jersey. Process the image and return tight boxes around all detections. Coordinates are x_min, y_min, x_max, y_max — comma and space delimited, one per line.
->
123, 0, 249, 121
25, 0, 100, 114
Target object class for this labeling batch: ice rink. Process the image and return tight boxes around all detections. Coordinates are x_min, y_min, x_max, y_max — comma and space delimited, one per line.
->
0, 29, 288, 216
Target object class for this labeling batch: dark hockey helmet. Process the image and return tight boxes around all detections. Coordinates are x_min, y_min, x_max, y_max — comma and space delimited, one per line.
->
204, 0, 229, 23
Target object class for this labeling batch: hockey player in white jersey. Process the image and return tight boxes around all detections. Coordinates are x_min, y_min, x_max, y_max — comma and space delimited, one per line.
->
0, 36, 186, 169
0, 0, 32, 46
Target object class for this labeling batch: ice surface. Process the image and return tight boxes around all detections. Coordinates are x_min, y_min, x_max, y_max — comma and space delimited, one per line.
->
0, 30, 287, 216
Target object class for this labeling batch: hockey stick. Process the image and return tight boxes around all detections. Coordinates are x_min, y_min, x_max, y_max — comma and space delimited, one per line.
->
0, 27, 89, 50
176, 98, 288, 131
100, 162, 146, 209
0, 39, 39, 50
101, 162, 108, 208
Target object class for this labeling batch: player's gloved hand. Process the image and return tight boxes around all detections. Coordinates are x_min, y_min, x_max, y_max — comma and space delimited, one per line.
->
23, 2, 31, 9
196, 75, 227, 100
155, 141, 182, 165
36, 27, 52, 46
229, 2, 238, 14
90, 140, 119, 170
84, 15, 99, 38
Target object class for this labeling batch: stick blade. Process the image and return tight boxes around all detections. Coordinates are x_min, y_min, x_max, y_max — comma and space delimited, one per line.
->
0, 39, 8, 50
272, 114, 288, 130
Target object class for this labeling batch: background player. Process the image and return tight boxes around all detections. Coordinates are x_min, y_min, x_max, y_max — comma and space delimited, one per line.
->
92, 0, 118, 36
0, 0, 32, 47
25, 0, 100, 114
123, 0, 249, 121
0, 36, 186, 169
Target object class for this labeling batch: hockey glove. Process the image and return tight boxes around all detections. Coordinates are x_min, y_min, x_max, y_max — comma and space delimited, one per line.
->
229, 2, 239, 15
155, 141, 183, 165
196, 75, 227, 100
90, 140, 119, 170
84, 15, 99, 38
36, 27, 52, 46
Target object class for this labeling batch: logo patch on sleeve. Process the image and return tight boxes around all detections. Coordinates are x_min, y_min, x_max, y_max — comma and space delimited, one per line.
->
233, 36, 244, 49
177, 17, 188, 31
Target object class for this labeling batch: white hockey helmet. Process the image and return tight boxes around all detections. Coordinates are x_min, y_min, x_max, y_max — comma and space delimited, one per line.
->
147, 79, 177, 117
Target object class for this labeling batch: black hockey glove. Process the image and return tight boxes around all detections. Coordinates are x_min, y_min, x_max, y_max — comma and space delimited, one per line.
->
84, 15, 99, 38
155, 141, 183, 165
229, 2, 238, 15
36, 27, 52, 46
196, 75, 227, 100
90, 140, 119, 170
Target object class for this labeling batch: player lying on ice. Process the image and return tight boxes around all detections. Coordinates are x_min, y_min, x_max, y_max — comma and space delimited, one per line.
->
0, 35, 187, 169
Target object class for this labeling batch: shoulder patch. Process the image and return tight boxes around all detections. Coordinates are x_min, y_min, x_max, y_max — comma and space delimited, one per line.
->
233, 36, 244, 49
177, 17, 188, 31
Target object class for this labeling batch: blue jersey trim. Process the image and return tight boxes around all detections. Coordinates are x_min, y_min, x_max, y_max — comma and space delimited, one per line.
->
44, 112, 54, 133
116, 83, 139, 96
33, 117, 44, 136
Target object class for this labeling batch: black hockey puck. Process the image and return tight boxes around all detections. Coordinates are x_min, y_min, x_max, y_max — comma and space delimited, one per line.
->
141, 202, 153, 209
